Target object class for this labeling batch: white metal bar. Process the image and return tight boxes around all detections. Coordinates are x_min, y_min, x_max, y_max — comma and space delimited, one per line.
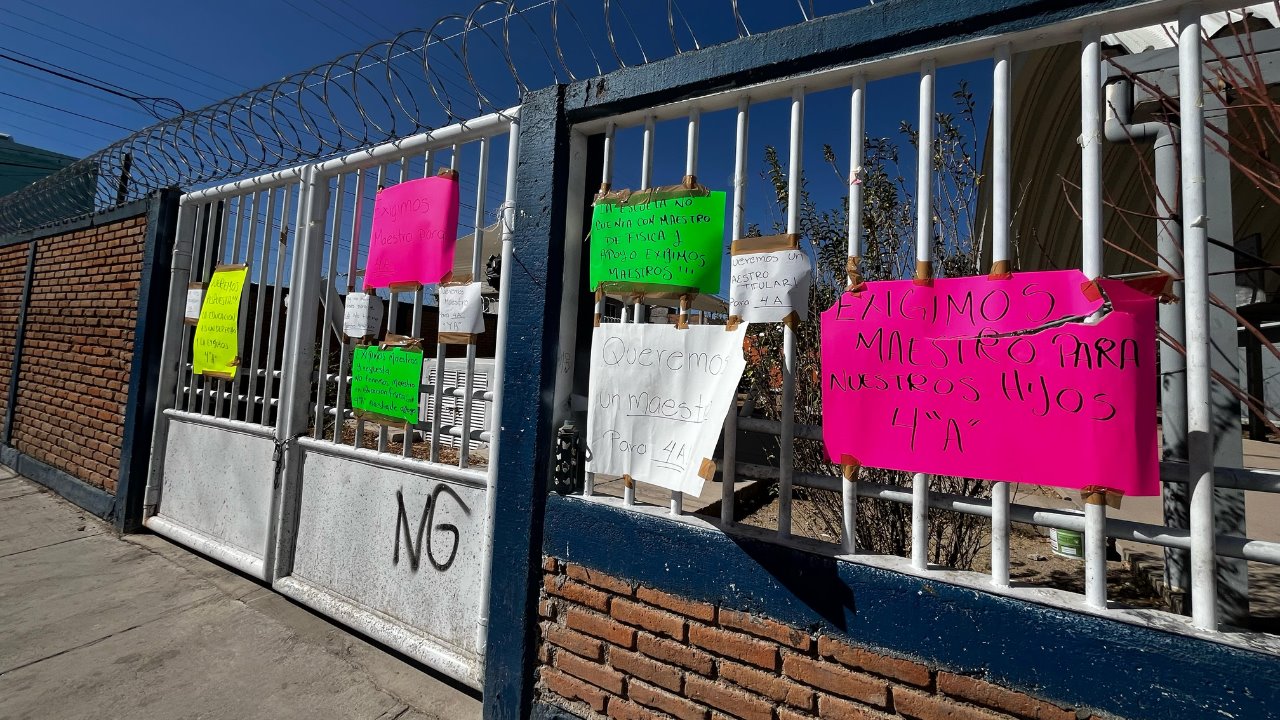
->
230, 190, 263, 423
779, 86, 803, 539
722, 97, 750, 526
204, 198, 231, 418
912, 61, 935, 570
460, 138, 490, 469
245, 186, 278, 425
990, 43, 1012, 588
1081, 25, 1108, 611
332, 170, 367, 443
668, 109, 702, 517
179, 166, 304, 205
594, 122, 616, 328
1180, 4, 1218, 631
314, 173, 345, 440
312, 108, 517, 177
177, 202, 206, 412
404, 151, 431, 458
844, 74, 866, 555
476, 117, 520, 651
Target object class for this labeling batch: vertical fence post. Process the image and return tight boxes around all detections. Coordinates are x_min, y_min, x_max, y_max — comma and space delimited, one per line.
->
481, 86, 571, 720
1179, 4, 1218, 631
270, 164, 330, 581
990, 44, 1012, 587
114, 189, 179, 531
3, 239, 36, 448
912, 60, 936, 571
844, 75, 866, 555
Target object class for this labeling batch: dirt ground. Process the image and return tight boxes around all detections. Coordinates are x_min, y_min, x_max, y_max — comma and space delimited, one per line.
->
734, 494, 1167, 610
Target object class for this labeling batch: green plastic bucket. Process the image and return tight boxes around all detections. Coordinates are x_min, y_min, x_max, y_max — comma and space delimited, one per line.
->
1050, 526, 1084, 559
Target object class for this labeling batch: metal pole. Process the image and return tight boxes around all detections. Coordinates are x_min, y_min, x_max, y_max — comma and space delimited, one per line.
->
778, 86, 803, 539
990, 44, 1012, 587
844, 75, 866, 555
912, 61, 935, 571
1081, 25, 1108, 610
723, 97, 750, 526
1179, 4, 1218, 631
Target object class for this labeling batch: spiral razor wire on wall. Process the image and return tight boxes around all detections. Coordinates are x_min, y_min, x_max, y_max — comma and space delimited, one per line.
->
0, 0, 829, 234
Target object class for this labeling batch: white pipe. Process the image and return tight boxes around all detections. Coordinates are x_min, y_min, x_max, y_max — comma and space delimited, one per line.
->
1080, 25, 1109, 611
1179, 4, 1218, 631
844, 75, 866, 555
723, 97, 749, 526
476, 118, 520, 650
778, 86, 803, 539
990, 44, 1012, 588
912, 61, 935, 571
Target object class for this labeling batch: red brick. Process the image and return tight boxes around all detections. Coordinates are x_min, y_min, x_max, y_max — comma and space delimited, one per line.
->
555, 648, 625, 694
818, 636, 933, 689
719, 609, 812, 652
612, 598, 686, 641
637, 633, 715, 676
566, 607, 637, 649
776, 709, 811, 720
819, 693, 897, 719
781, 654, 889, 709
541, 667, 610, 714
608, 698, 666, 720
609, 647, 683, 692
539, 598, 557, 619
635, 586, 717, 623
894, 687, 1010, 720
538, 643, 553, 665
688, 625, 778, 671
546, 575, 611, 612
683, 675, 773, 720
719, 659, 814, 711
627, 679, 707, 720
567, 563, 636, 596
543, 556, 560, 572
543, 622, 605, 661
937, 673, 1076, 720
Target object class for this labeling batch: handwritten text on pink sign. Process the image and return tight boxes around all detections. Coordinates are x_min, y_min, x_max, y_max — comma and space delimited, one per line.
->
821, 270, 1157, 495
364, 176, 460, 290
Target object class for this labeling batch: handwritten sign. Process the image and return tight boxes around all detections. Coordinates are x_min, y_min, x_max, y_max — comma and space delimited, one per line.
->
586, 324, 747, 496
439, 282, 484, 342
192, 266, 248, 378
729, 247, 813, 323
589, 191, 727, 294
343, 292, 384, 339
184, 283, 203, 325
364, 175, 460, 290
821, 270, 1157, 495
350, 344, 423, 426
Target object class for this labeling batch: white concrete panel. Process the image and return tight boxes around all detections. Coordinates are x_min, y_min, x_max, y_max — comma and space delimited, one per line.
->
285, 448, 487, 679
154, 419, 276, 574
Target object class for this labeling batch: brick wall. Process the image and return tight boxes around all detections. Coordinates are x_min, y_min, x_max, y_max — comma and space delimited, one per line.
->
0, 244, 30, 423
537, 557, 1105, 720
10, 214, 146, 494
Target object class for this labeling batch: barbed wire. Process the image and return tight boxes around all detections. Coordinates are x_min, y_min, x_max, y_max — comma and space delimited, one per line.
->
0, 0, 834, 235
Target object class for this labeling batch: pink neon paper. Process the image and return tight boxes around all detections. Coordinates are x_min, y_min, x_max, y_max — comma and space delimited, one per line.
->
821, 270, 1158, 495
363, 176, 460, 290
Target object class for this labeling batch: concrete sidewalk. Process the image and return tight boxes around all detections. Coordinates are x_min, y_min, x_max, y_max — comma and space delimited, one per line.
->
0, 470, 482, 720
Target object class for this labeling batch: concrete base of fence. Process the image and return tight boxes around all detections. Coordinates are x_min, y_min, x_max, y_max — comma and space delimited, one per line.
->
1, 445, 114, 519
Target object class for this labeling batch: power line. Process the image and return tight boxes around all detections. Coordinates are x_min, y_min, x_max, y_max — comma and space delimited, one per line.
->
0, 19, 225, 105
0, 89, 136, 132
15, 4, 248, 95
0, 105, 120, 144
0, 48, 184, 118
279, 0, 368, 47
0, 64, 159, 120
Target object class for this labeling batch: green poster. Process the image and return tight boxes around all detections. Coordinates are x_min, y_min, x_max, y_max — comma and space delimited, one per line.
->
589, 191, 726, 294
350, 345, 423, 426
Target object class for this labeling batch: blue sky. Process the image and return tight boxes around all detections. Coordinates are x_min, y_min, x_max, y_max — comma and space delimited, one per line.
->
0, 1, 992, 286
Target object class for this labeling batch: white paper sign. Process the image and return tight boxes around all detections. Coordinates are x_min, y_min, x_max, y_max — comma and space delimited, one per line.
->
343, 292, 385, 338
184, 286, 203, 323
439, 282, 485, 335
586, 324, 747, 495
728, 249, 813, 323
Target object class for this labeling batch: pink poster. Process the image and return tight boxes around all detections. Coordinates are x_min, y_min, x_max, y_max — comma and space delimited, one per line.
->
821, 270, 1158, 496
363, 175, 460, 290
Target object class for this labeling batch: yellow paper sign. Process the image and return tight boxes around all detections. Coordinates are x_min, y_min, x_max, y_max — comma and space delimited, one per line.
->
193, 266, 248, 378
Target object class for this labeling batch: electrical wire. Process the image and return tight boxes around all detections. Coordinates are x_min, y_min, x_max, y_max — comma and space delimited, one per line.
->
0, 49, 184, 118
0, 89, 137, 132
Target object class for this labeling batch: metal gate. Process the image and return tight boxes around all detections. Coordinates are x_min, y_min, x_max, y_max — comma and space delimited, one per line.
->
144, 108, 519, 688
